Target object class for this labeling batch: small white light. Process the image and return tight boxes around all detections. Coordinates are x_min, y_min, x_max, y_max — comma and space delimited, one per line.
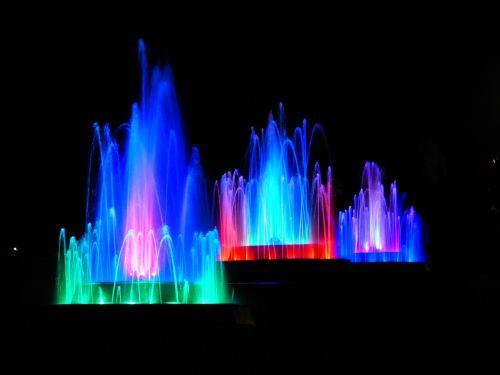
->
13, 247, 18, 252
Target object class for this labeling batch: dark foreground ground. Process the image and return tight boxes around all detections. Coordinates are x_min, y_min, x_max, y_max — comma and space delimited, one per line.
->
2, 253, 500, 373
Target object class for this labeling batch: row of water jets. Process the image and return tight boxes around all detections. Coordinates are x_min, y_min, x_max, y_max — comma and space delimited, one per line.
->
56, 41, 425, 304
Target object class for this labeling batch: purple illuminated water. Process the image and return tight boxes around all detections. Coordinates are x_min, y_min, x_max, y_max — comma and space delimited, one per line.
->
338, 161, 424, 262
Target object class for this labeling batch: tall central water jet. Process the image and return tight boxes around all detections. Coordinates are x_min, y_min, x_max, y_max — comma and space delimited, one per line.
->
215, 105, 335, 260
57, 41, 226, 304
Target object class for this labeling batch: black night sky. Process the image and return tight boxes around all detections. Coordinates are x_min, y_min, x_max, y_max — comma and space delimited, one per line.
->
4, 10, 499, 268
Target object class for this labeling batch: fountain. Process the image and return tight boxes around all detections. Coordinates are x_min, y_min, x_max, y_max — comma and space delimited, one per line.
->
214, 104, 335, 260
56, 40, 226, 304
338, 161, 425, 262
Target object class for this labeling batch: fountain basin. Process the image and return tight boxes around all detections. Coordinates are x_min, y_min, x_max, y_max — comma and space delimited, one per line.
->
223, 258, 352, 283
60, 281, 227, 304
222, 243, 332, 261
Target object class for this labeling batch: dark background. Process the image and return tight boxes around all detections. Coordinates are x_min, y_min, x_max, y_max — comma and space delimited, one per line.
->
2, 9, 500, 272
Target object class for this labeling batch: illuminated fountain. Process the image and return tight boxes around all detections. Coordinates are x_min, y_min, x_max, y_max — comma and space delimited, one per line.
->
56, 41, 226, 304
215, 105, 335, 260
338, 161, 425, 262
